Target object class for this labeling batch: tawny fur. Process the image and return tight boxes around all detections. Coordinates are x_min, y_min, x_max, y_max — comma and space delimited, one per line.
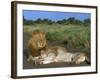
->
27, 30, 47, 57
38, 47, 90, 65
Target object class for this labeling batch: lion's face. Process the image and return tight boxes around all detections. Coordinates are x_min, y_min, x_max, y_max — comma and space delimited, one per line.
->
32, 30, 47, 49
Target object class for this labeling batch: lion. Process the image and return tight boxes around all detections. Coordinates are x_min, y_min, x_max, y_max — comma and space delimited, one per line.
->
27, 30, 47, 62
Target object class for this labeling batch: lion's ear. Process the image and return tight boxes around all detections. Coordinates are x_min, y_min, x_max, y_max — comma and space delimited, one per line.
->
32, 30, 38, 36
32, 30, 45, 37
32, 31, 35, 35
41, 31, 45, 35
32, 31, 35, 37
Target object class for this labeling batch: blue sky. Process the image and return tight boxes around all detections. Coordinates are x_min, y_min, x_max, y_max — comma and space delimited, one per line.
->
23, 10, 90, 21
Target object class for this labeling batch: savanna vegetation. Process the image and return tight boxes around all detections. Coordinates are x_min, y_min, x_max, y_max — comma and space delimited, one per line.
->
23, 17, 90, 51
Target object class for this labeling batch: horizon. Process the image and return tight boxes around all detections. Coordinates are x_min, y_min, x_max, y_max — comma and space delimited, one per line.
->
23, 10, 90, 21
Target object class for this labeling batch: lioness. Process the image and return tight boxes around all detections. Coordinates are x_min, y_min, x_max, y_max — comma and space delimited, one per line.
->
72, 52, 90, 64
37, 47, 90, 65
39, 46, 67, 64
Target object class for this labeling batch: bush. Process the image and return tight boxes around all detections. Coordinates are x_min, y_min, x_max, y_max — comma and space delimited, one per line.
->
24, 24, 90, 49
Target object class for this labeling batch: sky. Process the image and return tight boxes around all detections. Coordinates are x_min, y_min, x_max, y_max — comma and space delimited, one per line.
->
23, 10, 90, 21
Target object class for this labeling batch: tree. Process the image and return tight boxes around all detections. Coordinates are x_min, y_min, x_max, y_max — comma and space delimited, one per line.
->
34, 18, 42, 23
67, 17, 75, 24
74, 20, 83, 25
57, 19, 67, 24
84, 18, 90, 27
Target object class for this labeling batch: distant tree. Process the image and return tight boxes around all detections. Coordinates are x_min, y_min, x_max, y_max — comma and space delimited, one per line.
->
47, 20, 54, 25
57, 17, 84, 25
67, 17, 75, 24
23, 17, 89, 26
23, 16, 26, 21
24, 20, 34, 25
74, 20, 83, 25
43, 19, 49, 22
57, 19, 67, 24
57, 20, 63, 24
84, 18, 90, 27
34, 18, 42, 23
23, 16, 35, 25
42, 19, 50, 24
23, 16, 27, 25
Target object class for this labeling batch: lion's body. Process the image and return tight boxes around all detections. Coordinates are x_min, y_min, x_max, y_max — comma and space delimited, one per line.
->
27, 30, 47, 57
